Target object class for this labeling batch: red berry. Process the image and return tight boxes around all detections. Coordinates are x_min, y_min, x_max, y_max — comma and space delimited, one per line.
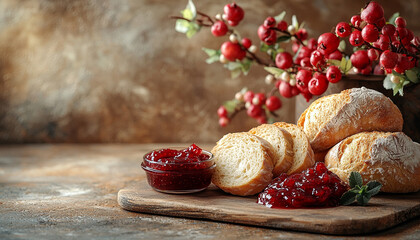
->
224, 3, 244, 23
275, 52, 293, 69
394, 55, 410, 74
296, 29, 308, 41
412, 36, 420, 47
217, 106, 228, 118
264, 17, 276, 28
241, 38, 252, 49
361, 1, 384, 24
349, 30, 364, 46
308, 74, 329, 95
395, 17, 407, 28
247, 104, 263, 118
278, 81, 294, 98
257, 116, 267, 124
300, 57, 311, 67
317, 33, 340, 55
296, 69, 312, 94
382, 24, 396, 37
362, 24, 379, 42
253, 93, 266, 106
301, 92, 313, 102
277, 20, 287, 31
292, 42, 300, 53
351, 15, 362, 28
244, 91, 255, 102
335, 22, 351, 37
359, 65, 372, 75
258, 25, 277, 45
307, 38, 318, 50
375, 35, 390, 51
396, 27, 408, 40
275, 80, 282, 89
373, 64, 385, 75
350, 50, 371, 70
376, 18, 386, 28
367, 49, 379, 61
291, 86, 300, 96
221, 41, 245, 61
211, 21, 228, 37
326, 50, 342, 61
379, 50, 399, 69
227, 20, 239, 27
326, 66, 342, 83
310, 50, 325, 68
219, 117, 230, 127
265, 96, 282, 111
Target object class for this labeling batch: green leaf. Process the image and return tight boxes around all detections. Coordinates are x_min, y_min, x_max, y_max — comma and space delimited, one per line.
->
225, 62, 241, 71
393, 83, 402, 96
181, 0, 197, 20
274, 11, 286, 23
175, 19, 190, 33
327, 59, 341, 66
231, 68, 241, 78
388, 12, 400, 26
340, 57, 347, 72
338, 40, 346, 52
277, 35, 291, 43
186, 23, 200, 38
356, 194, 370, 206
223, 100, 238, 113
205, 55, 219, 64
405, 69, 419, 83
260, 42, 271, 52
340, 191, 357, 206
240, 59, 253, 76
292, 15, 298, 30
299, 21, 305, 30
345, 58, 352, 74
383, 74, 395, 90
264, 67, 284, 78
392, 70, 404, 78
202, 48, 221, 64
366, 181, 382, 196
349, 172, 363, 188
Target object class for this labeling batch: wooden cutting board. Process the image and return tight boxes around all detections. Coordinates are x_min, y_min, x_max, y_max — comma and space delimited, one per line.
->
118, 180, 420, 235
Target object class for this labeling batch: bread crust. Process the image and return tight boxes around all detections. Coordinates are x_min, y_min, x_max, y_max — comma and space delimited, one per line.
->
298, 87, 403, 152
249, 124, 294, 177
211, 132, 274, 196
272, 122, 314, 175
325, 132, 420, 193
314, 150, 329, 163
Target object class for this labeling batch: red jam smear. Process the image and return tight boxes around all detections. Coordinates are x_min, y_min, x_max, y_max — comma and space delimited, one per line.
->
257, 162, 349, 208
142, 144, 214, 192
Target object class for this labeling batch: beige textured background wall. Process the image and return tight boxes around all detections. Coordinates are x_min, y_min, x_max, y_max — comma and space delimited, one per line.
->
0, 0, 419, 143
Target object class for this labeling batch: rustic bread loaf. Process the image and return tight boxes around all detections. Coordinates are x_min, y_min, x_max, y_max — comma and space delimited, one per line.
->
249, 124, 294, 177
297, 87, 403, 152
325, 131, 420, 193
211, 132, 274, 196
272, 122, 314, 174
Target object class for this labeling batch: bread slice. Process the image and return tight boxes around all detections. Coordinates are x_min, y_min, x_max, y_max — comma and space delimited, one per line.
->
298, 87, 403, 152
211, 132, 274, 196
249, 124, 294, 177
272, 122, 314, 174
325, 131, 420, 193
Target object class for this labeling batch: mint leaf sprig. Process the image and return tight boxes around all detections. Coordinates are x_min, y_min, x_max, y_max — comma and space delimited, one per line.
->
340, 172, 382, 206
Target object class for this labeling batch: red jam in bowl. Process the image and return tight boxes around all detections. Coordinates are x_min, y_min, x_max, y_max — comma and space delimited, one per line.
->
257, 162, 349, 208
141, 144, 215, 194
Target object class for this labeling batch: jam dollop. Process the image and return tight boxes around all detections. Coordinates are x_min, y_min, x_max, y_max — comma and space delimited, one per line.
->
142, 144, 215, 193
257, 162, 349, 208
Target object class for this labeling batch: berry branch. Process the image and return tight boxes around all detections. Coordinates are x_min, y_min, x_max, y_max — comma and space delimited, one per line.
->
174, 1, 420, 127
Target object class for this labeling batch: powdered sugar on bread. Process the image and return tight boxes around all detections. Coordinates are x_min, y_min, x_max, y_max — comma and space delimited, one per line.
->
369, 132, 420, 173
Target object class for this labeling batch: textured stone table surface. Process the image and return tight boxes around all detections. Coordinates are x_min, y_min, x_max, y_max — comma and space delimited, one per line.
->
1, 144, 420, 240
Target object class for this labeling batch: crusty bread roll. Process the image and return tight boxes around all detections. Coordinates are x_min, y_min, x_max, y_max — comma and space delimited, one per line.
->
272, 122, 314, 174
297, 87, 403, 152
325, 132, 420, 193
211, 132, 274, 196
249, 124, 294, 177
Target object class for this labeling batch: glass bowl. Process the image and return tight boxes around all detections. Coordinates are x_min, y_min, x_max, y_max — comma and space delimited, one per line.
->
141, 147, 215, 194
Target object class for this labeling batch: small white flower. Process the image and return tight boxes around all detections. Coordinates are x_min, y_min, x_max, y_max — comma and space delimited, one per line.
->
249, 45, 257, 53
265, 75, 274, 85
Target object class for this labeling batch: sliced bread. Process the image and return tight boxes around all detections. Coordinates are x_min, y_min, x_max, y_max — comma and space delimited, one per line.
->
272, 122, 315, 174
249, 124, 294, 177
211, 132, 274, 196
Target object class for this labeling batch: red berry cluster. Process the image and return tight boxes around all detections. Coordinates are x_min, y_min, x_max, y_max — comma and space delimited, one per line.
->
257, 16, 344, 101
217, 91, 282, 126
257, 162, 349, 208
334, 1, 419, 78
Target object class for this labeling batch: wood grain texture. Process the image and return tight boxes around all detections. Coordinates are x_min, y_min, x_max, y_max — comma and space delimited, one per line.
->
118, 180, 420, 235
